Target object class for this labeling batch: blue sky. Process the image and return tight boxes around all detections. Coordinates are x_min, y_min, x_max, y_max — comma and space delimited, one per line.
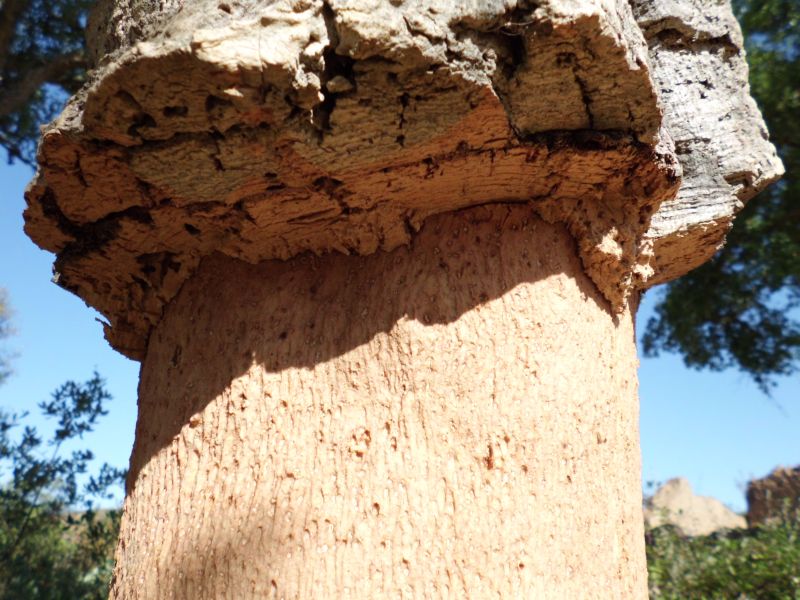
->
1, 159, 797, 513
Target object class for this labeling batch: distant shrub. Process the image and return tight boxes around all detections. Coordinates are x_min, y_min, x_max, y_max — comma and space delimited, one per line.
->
0, 373, 124, 599
646, 509, 800, 599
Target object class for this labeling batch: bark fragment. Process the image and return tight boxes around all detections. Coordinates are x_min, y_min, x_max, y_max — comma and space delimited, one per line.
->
630, 0, 784, 284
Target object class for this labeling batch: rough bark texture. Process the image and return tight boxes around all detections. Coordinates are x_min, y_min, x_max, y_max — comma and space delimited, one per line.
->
113, 206, 646, 598
630, 0, 784, 284
23, 0, 778, 361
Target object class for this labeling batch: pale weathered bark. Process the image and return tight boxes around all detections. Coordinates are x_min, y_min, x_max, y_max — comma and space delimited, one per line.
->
116, 206, 645, 598
21, 0, 781, 598
630, 0, 784, 284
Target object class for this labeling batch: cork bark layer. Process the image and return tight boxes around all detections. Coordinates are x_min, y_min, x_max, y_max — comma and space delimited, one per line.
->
630, 0, 784, 284
23, 0, 780, 360
112, 206, 646, 598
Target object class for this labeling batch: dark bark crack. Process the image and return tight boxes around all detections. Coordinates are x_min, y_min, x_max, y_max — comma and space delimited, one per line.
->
396, 92, 409, 147
557, 52, 594, 129
314, 2, 355, 140
646, 27, 740, 59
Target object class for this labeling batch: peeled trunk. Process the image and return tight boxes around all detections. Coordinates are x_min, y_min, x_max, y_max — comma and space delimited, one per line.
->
22, 0, 781, 597
116, 206, 644, 598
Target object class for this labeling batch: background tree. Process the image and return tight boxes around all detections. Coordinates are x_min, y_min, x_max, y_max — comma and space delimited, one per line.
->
646, 516, 800, 598
643, 0, 800, 391
0, 0, 91, 165
0, 292, 124, 599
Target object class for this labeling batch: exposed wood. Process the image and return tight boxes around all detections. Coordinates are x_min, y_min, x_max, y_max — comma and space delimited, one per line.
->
112, 206, 646, 599
20, 2, 783, 596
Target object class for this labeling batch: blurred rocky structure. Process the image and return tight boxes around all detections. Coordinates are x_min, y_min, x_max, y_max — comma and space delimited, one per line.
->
644, 478, 746, 536
746, 466, 800, 527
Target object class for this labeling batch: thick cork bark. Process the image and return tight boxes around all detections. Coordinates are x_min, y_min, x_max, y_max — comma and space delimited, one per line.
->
23, 0, 780, 361
113, 206, 645, 598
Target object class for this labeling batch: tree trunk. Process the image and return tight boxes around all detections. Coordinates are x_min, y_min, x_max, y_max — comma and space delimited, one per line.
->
22, 0, 781, 598
113, 205, 645, 598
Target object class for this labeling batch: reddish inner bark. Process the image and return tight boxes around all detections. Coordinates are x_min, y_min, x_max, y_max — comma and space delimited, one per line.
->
112, 206, 645, 599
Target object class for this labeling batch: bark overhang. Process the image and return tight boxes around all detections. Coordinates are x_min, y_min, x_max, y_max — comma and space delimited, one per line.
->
23, 0, 782, 361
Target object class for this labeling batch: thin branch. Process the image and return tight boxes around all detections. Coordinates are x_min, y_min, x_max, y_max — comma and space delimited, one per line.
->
0, 51, 85, 118
0, 127, 34, 166
0, 0, 31, 74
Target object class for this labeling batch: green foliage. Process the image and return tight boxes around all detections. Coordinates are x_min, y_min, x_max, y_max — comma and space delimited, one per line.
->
0, 373, 124, 600
0, 0, 93, 164
644, 0, 800, 391
646, 513, 800, 599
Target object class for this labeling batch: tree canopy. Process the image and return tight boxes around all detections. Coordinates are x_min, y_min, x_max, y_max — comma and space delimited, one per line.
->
0, 0, 91, 165
0, 290, 11, 385
1, 0, 797, 389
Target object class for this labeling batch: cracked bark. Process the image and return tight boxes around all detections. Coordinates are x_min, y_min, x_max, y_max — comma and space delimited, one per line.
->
629, 0, 784, 282
22, 0, 781, 597
25, 0, 683, 358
